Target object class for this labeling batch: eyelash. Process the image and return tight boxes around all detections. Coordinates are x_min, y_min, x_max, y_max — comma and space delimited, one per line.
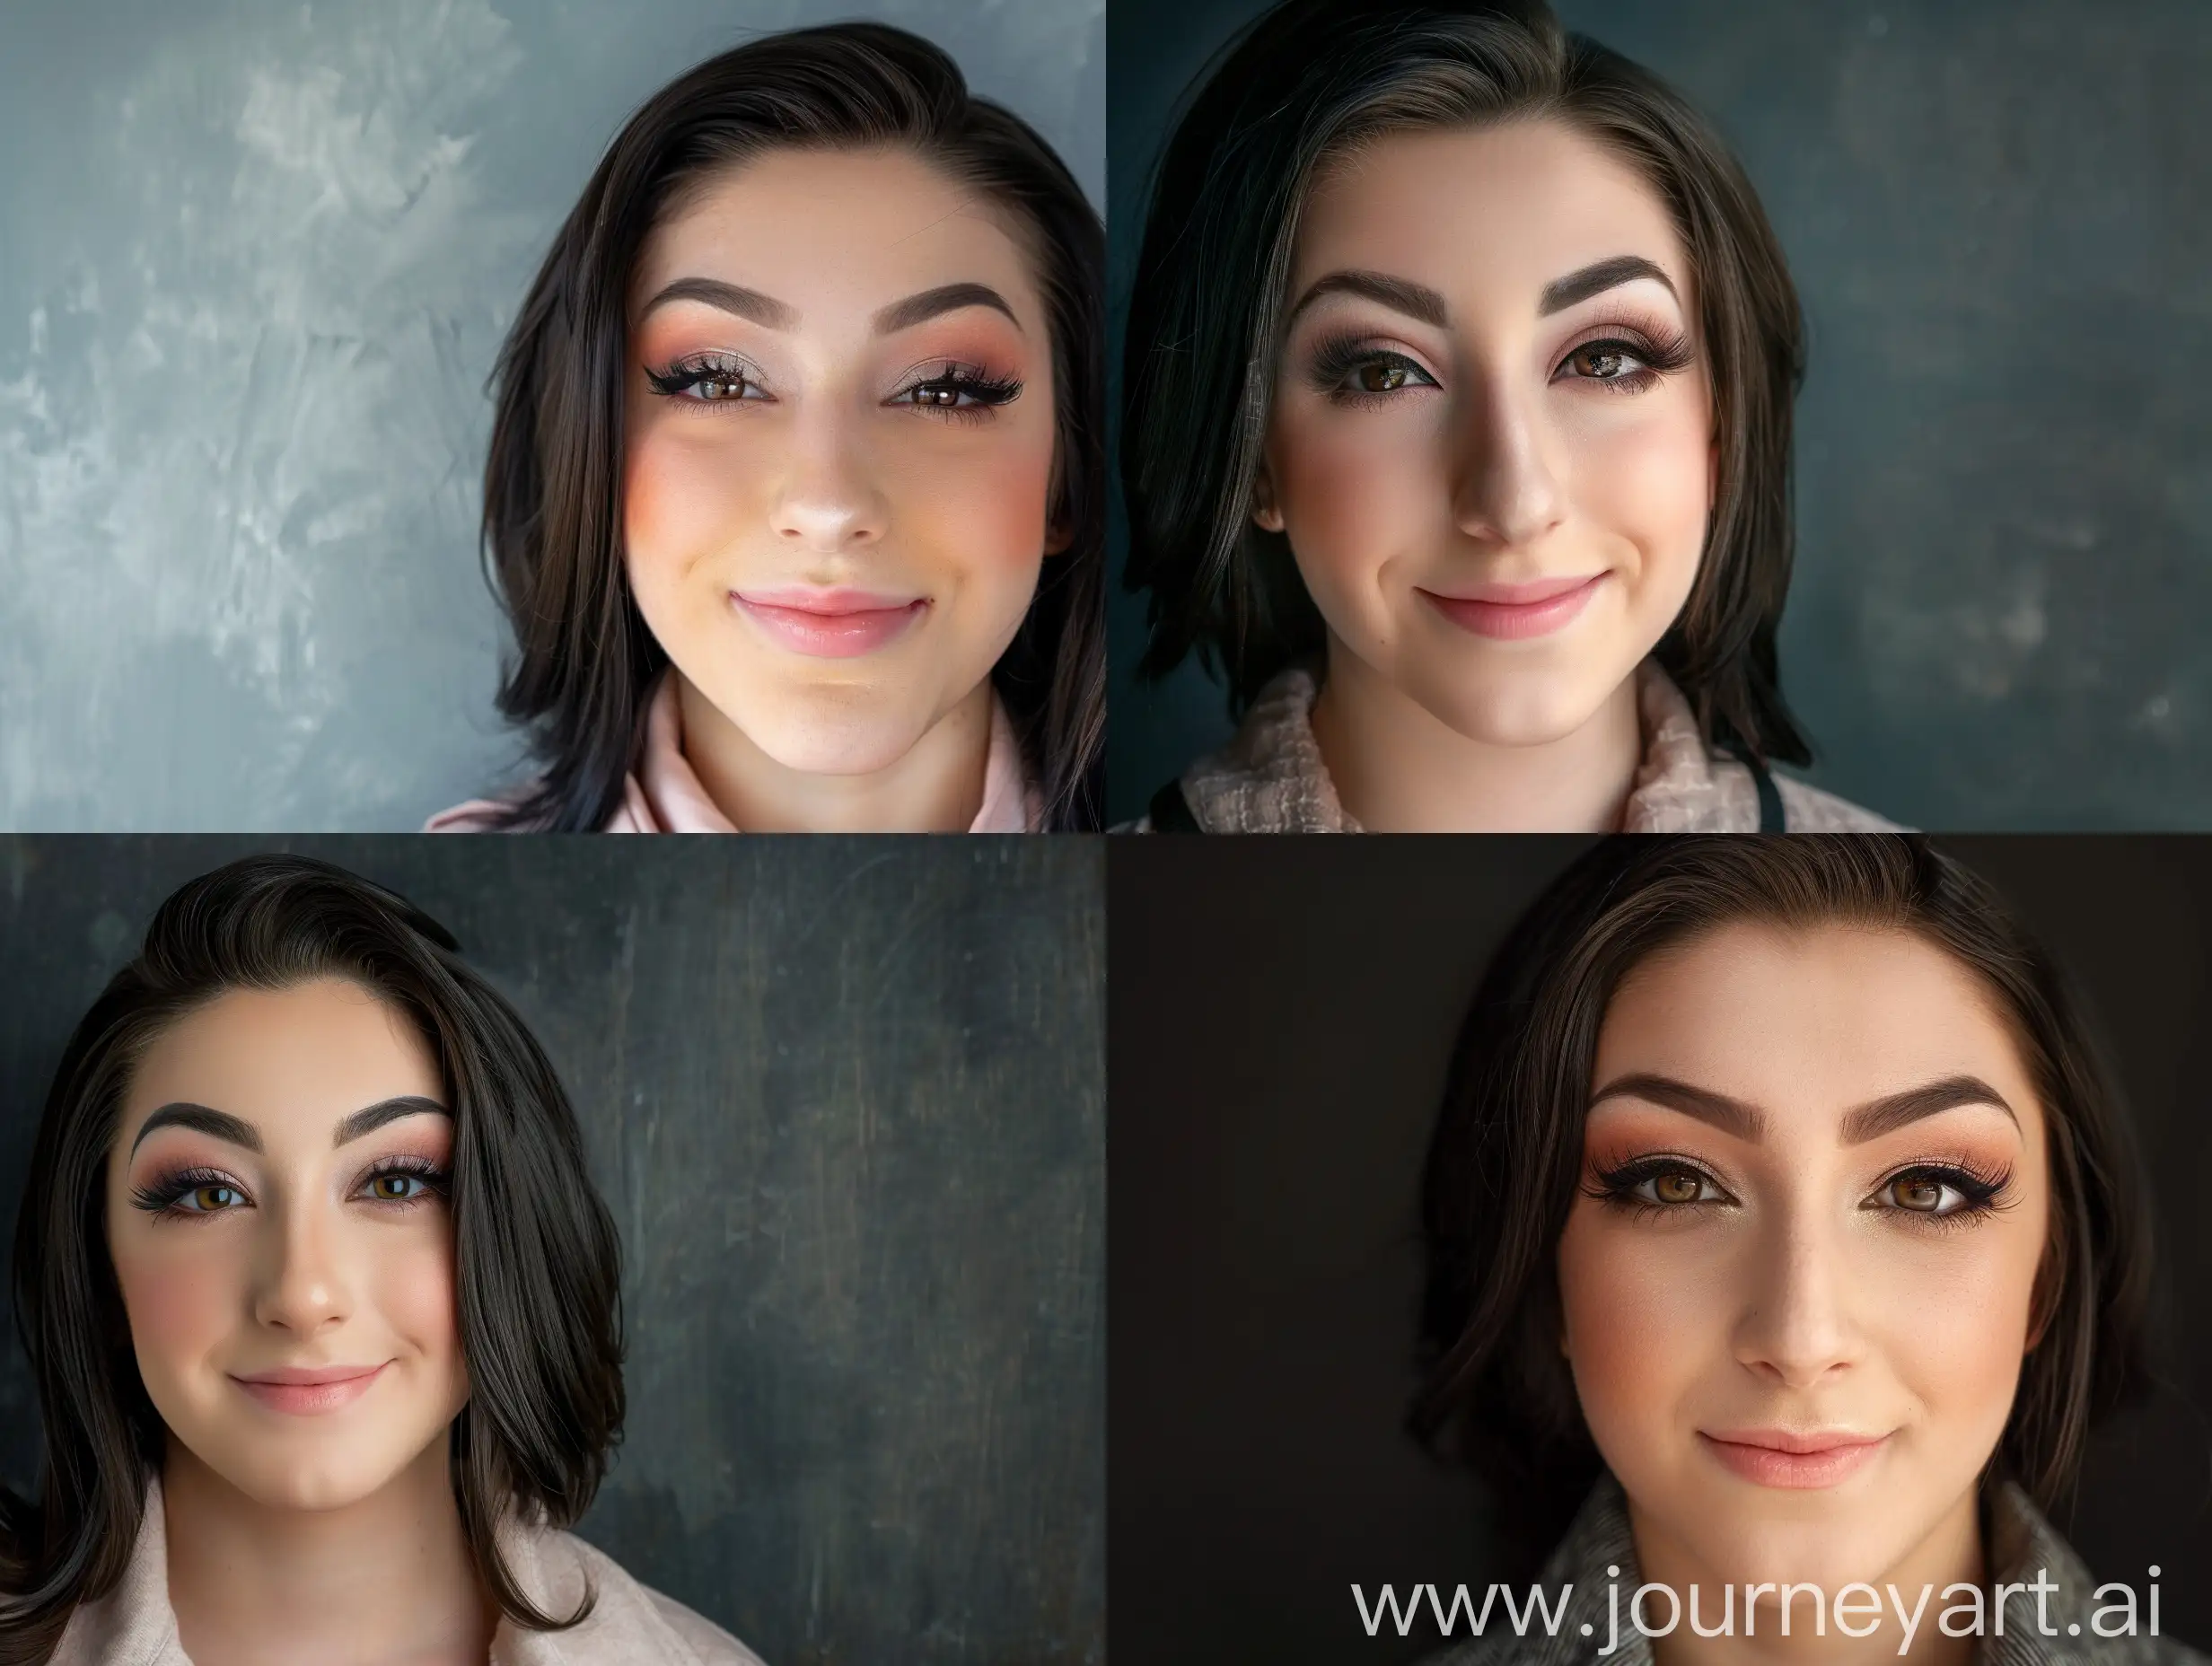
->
1584, 1152, 2016, 1231
128, 1155, 452, 1223
1304, 321, 1697, 406
643, 355, 1023, 425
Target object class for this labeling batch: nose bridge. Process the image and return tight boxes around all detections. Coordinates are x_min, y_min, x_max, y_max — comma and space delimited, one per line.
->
773, 383, 889, 551
254, 1182, 349, 1335
1450, 351, 1565, 548
1733, 1191, 1858, 1388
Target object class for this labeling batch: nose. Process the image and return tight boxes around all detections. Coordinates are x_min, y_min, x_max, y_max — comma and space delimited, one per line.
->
1731, 1207, 1861, 1390
770, 403, 890, 553
252, 1193, 351, 1337
1450, 371, 1567, 548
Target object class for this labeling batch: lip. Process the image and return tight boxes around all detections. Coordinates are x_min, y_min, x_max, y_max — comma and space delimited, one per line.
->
1418, 574, 1606, 641
231, 1363, 389, 1416
731, 588, 927, 659
1699, 1428, 1892, 1490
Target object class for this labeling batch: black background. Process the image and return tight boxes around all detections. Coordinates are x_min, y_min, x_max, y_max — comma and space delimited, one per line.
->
0, 835, 1105, 1666
1109, 836, 2212, 1662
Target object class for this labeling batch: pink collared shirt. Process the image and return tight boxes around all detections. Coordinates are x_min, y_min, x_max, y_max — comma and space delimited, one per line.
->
430, 675, 1041, 833
49, 1476, 764, 1666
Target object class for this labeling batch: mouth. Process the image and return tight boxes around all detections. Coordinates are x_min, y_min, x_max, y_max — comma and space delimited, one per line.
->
731, 587, 929, 659
1418, 574, 1606, 642
231, 1362, 389, 1416
1698, 1428, 1892, 1490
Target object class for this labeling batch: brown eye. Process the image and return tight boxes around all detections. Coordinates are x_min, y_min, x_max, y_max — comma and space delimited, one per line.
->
1357, 362, 1409, 393
1651, 1171, 1704, 1206
363, 1171, 436, 1204
1887, 1176, 1950, 1214
190, 1185, 242, 1212
1569, 346, 1628, 379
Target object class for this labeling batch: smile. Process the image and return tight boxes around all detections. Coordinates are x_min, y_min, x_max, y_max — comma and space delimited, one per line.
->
1418, 574, 1606, 641
731, 587, 929, 658
231, 1363, 390, 1416
1698, 1428, 1892, 1490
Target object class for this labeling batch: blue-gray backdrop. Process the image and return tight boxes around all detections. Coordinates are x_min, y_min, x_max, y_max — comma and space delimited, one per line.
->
0, 0, 1103, 830
1106, 0, 2212, 829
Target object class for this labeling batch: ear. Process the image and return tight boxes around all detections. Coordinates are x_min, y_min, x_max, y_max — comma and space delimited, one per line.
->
1042, 513, 1074, 557
1251, 459, 1286, 534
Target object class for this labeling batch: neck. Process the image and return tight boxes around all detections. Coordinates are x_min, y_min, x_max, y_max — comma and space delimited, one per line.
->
1632, 1489, 1983, 1666
678, 673, 997, 832
1307, 640, 1644, 832
163, 1438, 494, 1666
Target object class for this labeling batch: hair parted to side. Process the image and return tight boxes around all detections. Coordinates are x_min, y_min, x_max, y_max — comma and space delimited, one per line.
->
1123, 0, 1812, 764
484, 22, 1106, 829
0, 855, 625, 1662
1409, 836, 2152, 1574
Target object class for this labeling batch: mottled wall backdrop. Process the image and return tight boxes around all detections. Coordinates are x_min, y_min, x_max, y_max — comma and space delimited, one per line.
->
1105, 0, 2212, 829
0, 0, 1105, 829
0, 837, 1106, 1664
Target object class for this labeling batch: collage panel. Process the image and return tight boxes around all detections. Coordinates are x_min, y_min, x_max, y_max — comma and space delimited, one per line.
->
1110, 834, 2212, 1662
0, 0, 1104, 833
1107, 0, 2212, 831
0, 836, 1104, 1663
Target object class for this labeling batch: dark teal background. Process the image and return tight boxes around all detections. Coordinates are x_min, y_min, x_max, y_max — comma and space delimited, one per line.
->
1107, 0, 2212, 829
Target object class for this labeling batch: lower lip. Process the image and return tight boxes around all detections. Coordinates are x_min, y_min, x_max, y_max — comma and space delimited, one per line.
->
1700, 1433, 1891, 1489
1420, 576, 1605, 641
733, 595, 926, 658
233, 1365, 388, 1416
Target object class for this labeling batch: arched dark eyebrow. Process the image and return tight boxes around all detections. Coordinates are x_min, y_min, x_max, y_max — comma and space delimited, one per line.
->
1538, 255, 1679, 317
129, 1095, 451, 1156
1587, 1073, 2018, 1145
1284, 268, 1450, 331
872, 282, 1020, 335
639, 277, 797, 329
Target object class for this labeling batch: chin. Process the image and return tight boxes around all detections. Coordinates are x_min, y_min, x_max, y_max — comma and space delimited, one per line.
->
213, 1444, 408, 1513
740, 692, 939, 777
1670, 1513, 1905, 1598
1401, 659, 1627, 750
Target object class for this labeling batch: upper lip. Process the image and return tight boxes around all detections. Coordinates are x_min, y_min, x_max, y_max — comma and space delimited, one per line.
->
733, 585, 924, 616
233, 1364, 385, 1386
1418, 574, 1603, 607
1702, 1427, 1890, 1454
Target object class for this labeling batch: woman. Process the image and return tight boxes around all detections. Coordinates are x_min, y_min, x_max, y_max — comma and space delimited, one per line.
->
434, 22, 1103, 833
1123, 0, 1892, 832
0, 855, 760, 1664
1412, 837, 2199, 1662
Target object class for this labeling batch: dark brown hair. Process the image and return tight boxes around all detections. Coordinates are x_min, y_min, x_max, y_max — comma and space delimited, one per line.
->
1411, 836, 2151, 1571
0, 856, 625, 1662
483, 22, 1105, 829
1123, 0, 1811, 764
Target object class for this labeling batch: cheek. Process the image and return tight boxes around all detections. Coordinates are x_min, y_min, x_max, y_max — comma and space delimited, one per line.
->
371, 1225, 462, 1363
112, 1236, 242, 1372
1863, 1224, 2042, 1426
1557, 1208, 1718, 1443
1564, 395, 1711, 584
622, 418, 770, 593
1267, 402, 1430, 582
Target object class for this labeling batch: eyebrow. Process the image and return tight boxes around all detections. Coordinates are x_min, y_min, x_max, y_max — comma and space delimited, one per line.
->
1586, 1072, 2019, 1145
1284, 268, 1450, 331
637, 277, 1021, 337
130, 1095, 452, 1156
1538, 254, 1679, 317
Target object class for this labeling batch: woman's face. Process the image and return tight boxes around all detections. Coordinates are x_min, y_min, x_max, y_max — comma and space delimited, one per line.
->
1558, 921, 2050, 1598
1265, 118, 1713, 745
624, 145, 1062, 776
106, 978, 468, 1513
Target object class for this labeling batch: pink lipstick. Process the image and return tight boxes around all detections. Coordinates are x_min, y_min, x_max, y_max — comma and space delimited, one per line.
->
1699, 1428, 1892, 1489
232, 1363, 389, 1416
1419, 574, 1605, 641
731, 586, 927, 658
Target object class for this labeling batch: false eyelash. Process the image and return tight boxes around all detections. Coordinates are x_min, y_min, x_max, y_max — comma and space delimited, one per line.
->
130, 1164, 249, 1218
1581, 1151, 1732, 1220
891, 364, 1024, 413
1554, 322, 1696, 391
1305, 334, 1435, 400
1867, 1156, 2016, 1228
645, 353, 762, 400
355, 1153, 452, 1205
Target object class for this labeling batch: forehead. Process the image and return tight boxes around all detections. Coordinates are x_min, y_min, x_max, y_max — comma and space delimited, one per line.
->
123, 979, 442, 1137
1593, 920, 2040, 1131
632, 145, 1045, 328
1293, 117, 1692, 305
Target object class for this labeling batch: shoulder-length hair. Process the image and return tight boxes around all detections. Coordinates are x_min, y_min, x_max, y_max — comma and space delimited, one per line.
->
0, 855, 624, 1662
1123, 0, 1812, 764
484, 22, 1105, 829
1410, 836, 2151, 1574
